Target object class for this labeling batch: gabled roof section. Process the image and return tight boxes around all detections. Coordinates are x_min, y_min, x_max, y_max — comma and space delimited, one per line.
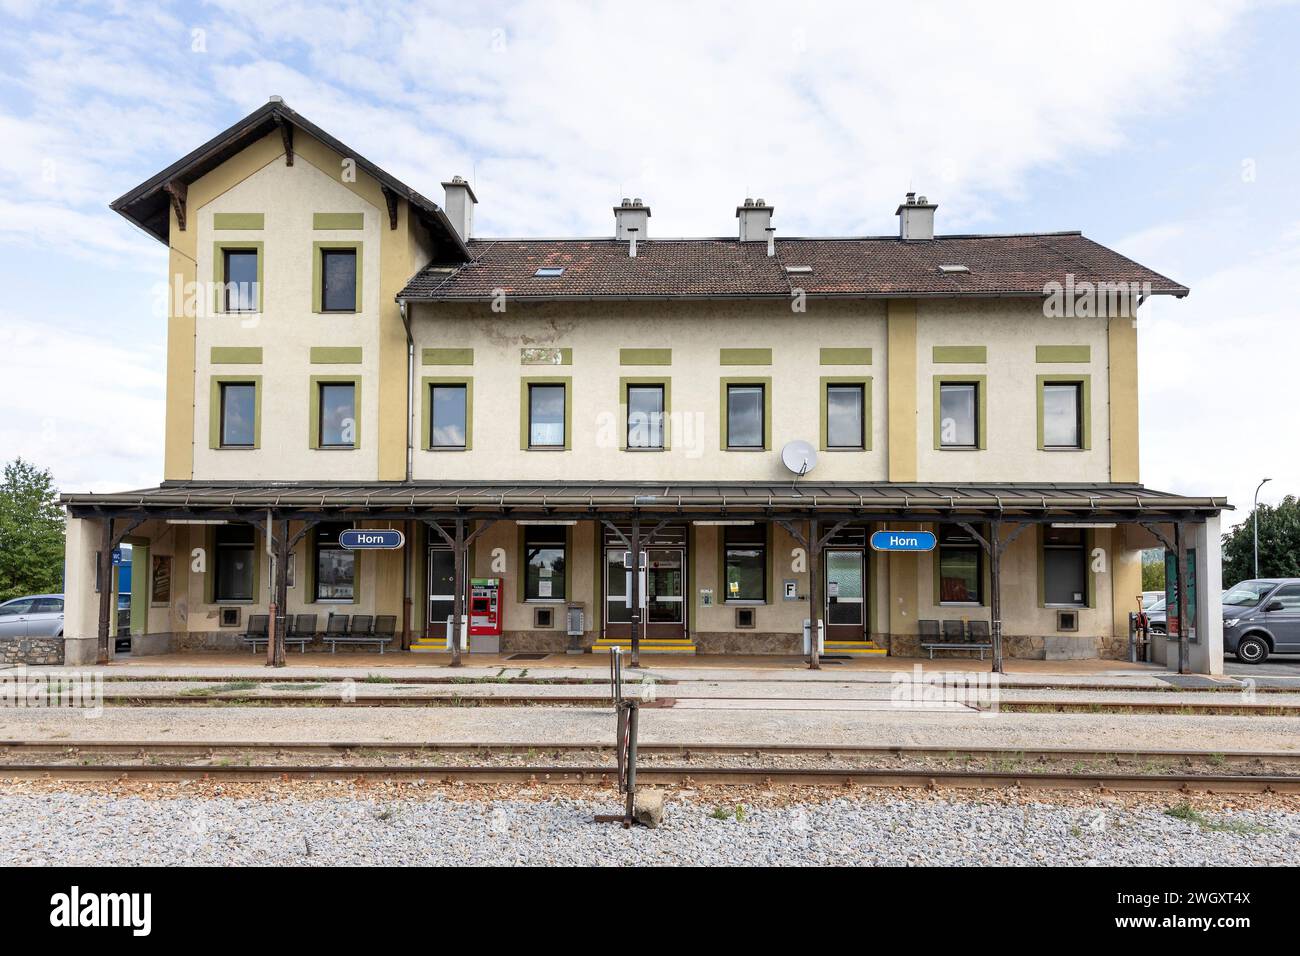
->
399, 233, 1188, 302
109, 98, 470, 261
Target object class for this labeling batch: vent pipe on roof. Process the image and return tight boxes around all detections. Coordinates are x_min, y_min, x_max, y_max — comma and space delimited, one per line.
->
614, 197, 650, 240
896, 191, 937, 241
442, 175, 478, 242
627, 226, 639, 258
736, 197, 774, 242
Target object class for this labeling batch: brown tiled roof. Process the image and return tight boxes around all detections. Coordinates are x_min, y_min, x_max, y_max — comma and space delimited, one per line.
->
399, 233, 1188, 301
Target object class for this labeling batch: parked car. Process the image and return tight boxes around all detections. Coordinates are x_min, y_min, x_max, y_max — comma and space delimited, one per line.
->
1222, 579, 1300, 664
1141, 591, 1163, 610
1145, 597, 1167, 635
0, 594, 65, 638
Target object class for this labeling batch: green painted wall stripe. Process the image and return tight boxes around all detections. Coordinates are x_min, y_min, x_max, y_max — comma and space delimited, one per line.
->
819, 347, 872, 366
213, 213, 264, 230
932, 345, 987, 364
210, 347, 262, 365
619, 348, 672, 366
310, 346, 363, 364
720, 348, 772, 366
422, 348, 474, 366
1035, 345, 1092, 363
313, 212, 365, 230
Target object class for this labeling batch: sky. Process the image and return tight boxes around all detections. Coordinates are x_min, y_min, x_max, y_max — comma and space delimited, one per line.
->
0, 0, 1296, 527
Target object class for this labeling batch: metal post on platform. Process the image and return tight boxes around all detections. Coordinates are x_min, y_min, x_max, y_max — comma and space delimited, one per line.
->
990, 520, 1004, 675
1175, 521, 1190, 675
807, 516, 822, 670
96, 517, 115, 665
629, 517, 642, 668
451, 517, 466, 668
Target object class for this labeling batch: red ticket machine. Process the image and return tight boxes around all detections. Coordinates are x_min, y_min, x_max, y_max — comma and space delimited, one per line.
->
468, 577, 503, 636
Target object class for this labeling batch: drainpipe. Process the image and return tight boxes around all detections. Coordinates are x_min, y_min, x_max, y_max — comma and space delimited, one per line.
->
399, 298, 414, 649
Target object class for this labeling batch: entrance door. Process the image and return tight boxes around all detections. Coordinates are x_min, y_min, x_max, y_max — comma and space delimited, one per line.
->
427, 547, 456, 638
825, 548, 867, 641
604, 547, 686, 639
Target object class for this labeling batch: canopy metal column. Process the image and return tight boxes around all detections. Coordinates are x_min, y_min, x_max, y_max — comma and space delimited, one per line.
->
422, 517, 496, 666
957, 520, 1029, 674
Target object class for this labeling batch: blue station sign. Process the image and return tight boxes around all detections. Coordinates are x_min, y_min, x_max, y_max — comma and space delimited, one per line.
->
340, 529, 406, 550
870, 530, 937, 553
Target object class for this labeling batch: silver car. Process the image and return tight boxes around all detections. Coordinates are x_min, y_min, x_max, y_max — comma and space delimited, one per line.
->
0, 594, 65, 638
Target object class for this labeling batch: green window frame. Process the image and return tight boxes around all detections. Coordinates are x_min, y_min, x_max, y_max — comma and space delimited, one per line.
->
312, 241, 364, 313
1038, 526, 1093, 608
209, 375, 262, 449
1036, 374, 1092, 450
820, 376, 872, 451
933, 375, 987, 450
519, 525, 570, 603
422, 377, 473, 451
520, 377, 571, 450
620, 377, 671, 451
934, 524, 987, 606
719, 524, 772, 604
212, 241, 263, 314
309, 375, 361, 450
720, 377, 772, 450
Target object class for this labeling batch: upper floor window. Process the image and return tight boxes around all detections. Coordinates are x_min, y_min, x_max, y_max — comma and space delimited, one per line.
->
1034, 377, 1086, 452
430, 383, 468, 449
320, 248, 358, 312
222, 249, 259, 312
825, 383, 865, 449
528, 382, 566, 448
938, 381, 979, 449
726, 383, 765, 449
626, 383, 665, 449
219, 382, 257, 448
318, 382, 356, 448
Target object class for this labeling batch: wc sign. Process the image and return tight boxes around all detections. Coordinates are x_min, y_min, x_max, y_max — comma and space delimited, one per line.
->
339, 529, 405, 550
870, 530, 937, 552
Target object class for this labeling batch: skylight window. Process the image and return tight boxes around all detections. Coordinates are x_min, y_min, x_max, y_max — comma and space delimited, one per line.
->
785, 265, 813, 274
534, 267, 565, 277
939, 264, 970, 273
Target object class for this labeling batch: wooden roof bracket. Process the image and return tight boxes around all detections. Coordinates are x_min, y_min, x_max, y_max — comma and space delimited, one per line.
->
275, 114, 294, 166
163, 179, 187, 231
381, 185, 399, 229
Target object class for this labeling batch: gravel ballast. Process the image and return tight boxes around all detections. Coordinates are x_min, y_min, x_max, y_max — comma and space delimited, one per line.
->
2, 785, 1296, 866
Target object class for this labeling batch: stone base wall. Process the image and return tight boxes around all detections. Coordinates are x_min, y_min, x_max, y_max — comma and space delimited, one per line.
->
0, 636, 64, 666
695, 631, 802, 655
501, 630, 590, 654
879, 632, 1127, 661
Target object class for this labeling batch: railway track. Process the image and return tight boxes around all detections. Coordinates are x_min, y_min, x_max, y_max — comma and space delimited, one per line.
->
53, 693, 1300, 715
2, 740, 1299, 793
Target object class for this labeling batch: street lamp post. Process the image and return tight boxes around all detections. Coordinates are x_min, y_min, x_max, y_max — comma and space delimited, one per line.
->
1254, 477, 1272, 579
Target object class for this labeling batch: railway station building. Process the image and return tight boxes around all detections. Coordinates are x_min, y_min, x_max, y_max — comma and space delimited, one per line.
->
59, 99, 1228, 672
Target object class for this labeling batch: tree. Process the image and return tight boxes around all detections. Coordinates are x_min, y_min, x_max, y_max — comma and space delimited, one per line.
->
1222, 494, 1300, 587
1141, 549, 1165, 592
0, 458, 66, 601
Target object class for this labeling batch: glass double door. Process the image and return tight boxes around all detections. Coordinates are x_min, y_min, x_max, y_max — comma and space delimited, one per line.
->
825, 548, 868, 641
605, 547, 686, 639
428, 547, 456, 637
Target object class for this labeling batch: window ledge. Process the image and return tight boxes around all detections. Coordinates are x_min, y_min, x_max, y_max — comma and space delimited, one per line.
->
315, 446, 358, 451
724, 600, 767, 606
428, 446, 469, 453
623, 447, 667, 452
724, 447, 769, 453
937, 446, 982, 452
1041, 447, 1086, 452
526, 446, 569, 452
524, 598, 566, 605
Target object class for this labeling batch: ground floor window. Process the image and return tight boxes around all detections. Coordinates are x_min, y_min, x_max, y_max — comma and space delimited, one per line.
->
524, 527, 566, 600
937, 524, 983, 604
214, 525, 256, 602
723, 524, 766, 602
1043, 527, 1086, 606
314, 524, 355, 602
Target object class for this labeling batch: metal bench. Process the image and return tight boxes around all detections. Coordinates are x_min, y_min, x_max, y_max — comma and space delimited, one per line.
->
244, 613, 313, 653
320, 613, 394, 653
919, 618, 992, 659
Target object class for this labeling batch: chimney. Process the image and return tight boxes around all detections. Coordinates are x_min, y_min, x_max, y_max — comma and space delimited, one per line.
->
614, 197, 650, 240
441, 175, 477, 242
627, 226, 639, 258
896, 191, 937, 241
736, 197, 773, 241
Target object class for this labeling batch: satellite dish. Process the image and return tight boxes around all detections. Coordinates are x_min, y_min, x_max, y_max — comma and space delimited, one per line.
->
781, 439, 818, 477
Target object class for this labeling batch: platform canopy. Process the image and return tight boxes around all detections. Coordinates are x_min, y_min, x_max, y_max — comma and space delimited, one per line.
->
61, 481, 1229, 524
